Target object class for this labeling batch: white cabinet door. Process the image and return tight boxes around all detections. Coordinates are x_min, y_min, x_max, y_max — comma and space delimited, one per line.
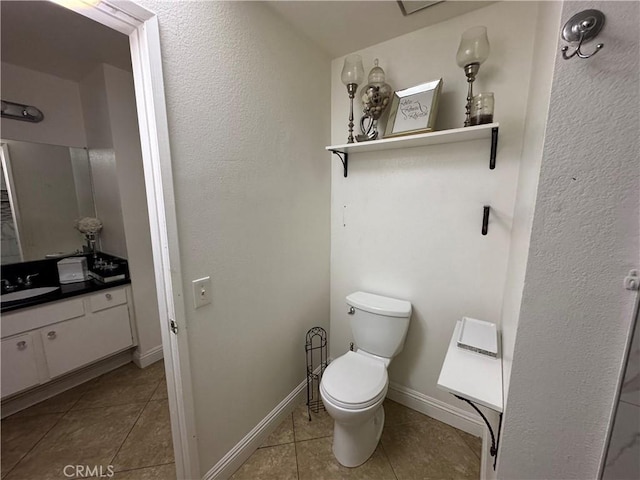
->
41, 305, 133, 378
1, 333, 40, 398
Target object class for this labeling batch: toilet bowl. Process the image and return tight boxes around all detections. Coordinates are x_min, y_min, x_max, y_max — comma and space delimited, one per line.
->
320, 292, 411, 467
320, 350, 388, 467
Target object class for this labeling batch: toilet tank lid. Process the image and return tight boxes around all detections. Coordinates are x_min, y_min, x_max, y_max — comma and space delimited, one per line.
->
346, 292, 412, 318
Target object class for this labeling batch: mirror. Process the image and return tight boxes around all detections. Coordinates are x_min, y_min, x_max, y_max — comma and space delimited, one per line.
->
0, 140, 95, 264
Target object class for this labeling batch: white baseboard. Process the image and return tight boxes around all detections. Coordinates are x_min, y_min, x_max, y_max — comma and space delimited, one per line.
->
387, 382, 493, 480
203, 377, 308, 480
132, 344, 164, 368
1, 350, 133, 418
387, 381, 484, 436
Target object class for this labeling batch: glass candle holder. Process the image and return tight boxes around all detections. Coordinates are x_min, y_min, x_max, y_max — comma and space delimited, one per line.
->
341, 54, 364, 86
470, 92, 494, 126
341, 55, 365, 143
456, 26, 490, 68
457, 26, 490, 127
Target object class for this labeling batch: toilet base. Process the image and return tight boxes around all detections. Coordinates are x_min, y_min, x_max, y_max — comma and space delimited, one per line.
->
332, 405, 385, 468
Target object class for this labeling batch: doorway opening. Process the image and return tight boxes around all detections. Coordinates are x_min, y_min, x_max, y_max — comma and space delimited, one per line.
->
0, 1, 197, 477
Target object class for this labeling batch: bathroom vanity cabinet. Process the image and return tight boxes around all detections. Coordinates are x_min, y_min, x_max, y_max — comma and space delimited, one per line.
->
1, 286, 136, 398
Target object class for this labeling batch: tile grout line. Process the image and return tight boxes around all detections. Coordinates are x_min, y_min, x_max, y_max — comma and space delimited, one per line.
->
291, 413, 300, 480
2, 386, 94, 479
71, 368, 164, 412
109, 460, 175, 475
388, 402, 484, 462
292, 409, 299, 443
452, 428, 482, 461
70, 386, 168, 480
258, 439, 296, 449
291, 409, 300, 479
292, 435, 333, 444
2, 414, 63, 479
68, 400, 151, 412
379, 441, 400, 480
2, 363, 167, 479
107, 377, 163, 468
259, 440, 295, 448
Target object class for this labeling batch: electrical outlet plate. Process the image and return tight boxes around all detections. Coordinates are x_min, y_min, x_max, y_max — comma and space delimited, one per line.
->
192, 276, 212, 309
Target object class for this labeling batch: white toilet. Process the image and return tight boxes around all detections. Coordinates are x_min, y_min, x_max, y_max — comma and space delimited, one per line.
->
320, 291, 411, 467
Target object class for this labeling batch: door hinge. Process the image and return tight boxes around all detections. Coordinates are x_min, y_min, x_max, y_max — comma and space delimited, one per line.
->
170, 319, 178, 334
624, 269, 640, 291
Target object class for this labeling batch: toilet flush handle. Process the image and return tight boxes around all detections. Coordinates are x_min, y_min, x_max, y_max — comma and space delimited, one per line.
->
348, 307, 355, 315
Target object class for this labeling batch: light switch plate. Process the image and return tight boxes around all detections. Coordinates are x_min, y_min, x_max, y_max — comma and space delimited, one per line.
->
192, 276, 212, 309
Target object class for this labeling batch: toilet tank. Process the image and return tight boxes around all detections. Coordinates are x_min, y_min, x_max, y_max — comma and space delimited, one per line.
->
346, 292, 412, 359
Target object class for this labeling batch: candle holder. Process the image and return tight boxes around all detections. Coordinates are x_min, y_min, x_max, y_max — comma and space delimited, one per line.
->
456, 26, 490, 127
341, 55, 364, 143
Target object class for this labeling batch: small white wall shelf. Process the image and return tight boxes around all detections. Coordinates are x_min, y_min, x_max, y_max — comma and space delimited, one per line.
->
438, 320, 503, 412
326, 123, 499, 177
438, 319, 503, 469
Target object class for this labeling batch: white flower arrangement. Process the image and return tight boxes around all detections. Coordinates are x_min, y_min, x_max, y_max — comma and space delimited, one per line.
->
75, 217, 103, 235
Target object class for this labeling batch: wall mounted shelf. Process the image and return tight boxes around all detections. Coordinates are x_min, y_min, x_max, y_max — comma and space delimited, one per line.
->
438, 320, 502, 412
327, 122, 499, 177
438, 319, 503, 469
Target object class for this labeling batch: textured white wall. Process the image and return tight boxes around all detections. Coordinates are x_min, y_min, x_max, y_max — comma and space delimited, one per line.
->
79, 65, 128, 258
138, 1, 331, 474
329, 2, 547, 420
0, 62, 86, 148
499, 1, 562, 404
498, 1, 640, 478
102, 64, 162, 360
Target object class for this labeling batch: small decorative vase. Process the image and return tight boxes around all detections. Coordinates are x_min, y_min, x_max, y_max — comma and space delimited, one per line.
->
85, 233, 97, 259
358, 59, 392, 141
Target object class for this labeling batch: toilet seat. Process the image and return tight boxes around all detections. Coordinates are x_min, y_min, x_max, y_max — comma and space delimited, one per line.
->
321, 351, 388, 410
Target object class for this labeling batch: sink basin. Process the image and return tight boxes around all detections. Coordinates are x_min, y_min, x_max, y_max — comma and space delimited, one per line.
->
1, 287, 60, 303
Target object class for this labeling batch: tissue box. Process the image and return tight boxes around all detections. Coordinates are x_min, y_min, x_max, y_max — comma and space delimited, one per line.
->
57, 257, 89, 284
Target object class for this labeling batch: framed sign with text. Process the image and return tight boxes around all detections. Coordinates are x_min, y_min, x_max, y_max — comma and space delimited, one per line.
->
384, 79, 443, 138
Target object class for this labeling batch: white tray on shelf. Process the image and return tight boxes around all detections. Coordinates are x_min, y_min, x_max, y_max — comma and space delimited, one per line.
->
457, 316, 498, 357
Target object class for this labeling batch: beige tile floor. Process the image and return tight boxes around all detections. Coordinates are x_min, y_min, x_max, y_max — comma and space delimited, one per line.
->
231, 399, 482, 480
2, 366, 481, 480
1, 361, 175, 480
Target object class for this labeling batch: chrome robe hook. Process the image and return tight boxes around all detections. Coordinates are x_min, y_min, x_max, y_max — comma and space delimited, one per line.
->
561, 9, 605, 60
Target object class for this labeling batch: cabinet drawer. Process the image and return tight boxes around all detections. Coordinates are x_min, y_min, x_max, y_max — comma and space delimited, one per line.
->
42, 304, 133, 378
89, 288, 127, 313
1, 334, 40, 398
1, 298, 85, 339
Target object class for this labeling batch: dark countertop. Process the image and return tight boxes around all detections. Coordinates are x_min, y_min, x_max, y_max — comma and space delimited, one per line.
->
2, 252, 131, 314
1, 278, 131, 314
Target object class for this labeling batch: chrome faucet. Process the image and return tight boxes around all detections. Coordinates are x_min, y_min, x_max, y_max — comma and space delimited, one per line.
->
1, 279, 17, 292
24, 273, 39, 287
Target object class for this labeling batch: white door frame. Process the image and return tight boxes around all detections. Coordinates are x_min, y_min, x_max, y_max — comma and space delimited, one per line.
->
51, 1, 199, 477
